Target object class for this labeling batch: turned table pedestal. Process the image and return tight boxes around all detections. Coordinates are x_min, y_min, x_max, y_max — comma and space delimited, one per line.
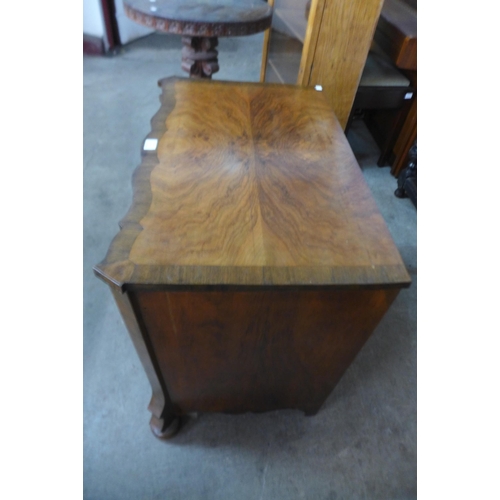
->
94, 77, 411, 439
123, 0, 273, 78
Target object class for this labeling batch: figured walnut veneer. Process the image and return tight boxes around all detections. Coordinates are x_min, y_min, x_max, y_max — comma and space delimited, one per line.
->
94, 78, 410, 439
97, 78, 409, 288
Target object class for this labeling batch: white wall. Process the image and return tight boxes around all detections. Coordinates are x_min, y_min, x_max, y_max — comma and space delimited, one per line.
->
83, 0, 105, 38
114, 0, 154, 44
83, 0, 153, 46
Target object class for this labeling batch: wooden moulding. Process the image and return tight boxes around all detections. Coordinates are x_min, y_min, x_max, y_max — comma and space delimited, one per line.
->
94, 77, 411, 438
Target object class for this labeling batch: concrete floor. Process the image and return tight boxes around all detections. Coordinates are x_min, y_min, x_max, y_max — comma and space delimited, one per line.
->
84, 33, 417, 500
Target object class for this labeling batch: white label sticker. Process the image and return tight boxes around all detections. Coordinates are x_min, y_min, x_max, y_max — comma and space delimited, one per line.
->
404, 92, 413, 99
315, 85, 323, 91
143, 138, 158, 151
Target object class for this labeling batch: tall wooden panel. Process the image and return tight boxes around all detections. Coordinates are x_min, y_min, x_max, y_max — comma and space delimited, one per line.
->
298, 0, 384, 129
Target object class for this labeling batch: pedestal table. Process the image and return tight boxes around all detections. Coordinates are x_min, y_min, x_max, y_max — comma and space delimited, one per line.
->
124, 0, 273, 78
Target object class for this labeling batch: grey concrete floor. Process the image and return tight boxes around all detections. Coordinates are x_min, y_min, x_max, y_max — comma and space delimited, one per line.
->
84, 33, 417, 500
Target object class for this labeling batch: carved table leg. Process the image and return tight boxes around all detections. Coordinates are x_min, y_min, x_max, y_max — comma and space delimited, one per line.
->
181, 36, 219, 79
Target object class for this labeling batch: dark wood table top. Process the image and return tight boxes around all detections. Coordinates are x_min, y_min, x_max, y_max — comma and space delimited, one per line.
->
124, 0, 273, 37
95, 77, 410, 290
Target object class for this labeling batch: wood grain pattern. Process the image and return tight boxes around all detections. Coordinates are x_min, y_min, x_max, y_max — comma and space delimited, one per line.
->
134, 288, 400, 415
297, 0, 325, 87
298, 0, 384, 129
94, 77, 410, 290
94, 77, 411, 438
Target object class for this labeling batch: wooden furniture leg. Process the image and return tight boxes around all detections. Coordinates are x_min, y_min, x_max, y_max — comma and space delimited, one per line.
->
111, 288, 181, 439
181, 36, 219, 79
394, 139, 417, 207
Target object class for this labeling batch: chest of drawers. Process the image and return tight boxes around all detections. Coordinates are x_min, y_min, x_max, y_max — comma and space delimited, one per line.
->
94, 77, 411, 438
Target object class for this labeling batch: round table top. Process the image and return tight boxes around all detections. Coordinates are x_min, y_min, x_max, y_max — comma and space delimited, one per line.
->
124, 0, 273, 37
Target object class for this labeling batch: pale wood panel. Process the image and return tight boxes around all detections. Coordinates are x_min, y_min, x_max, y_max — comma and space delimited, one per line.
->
259, 0, 276, 82
298, 0, 384, 129
297, 0, 325, 86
